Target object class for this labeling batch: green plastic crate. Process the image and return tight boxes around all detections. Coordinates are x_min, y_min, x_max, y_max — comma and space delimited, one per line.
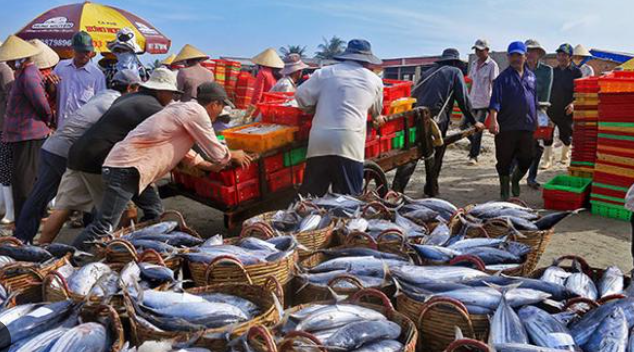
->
542, 175, 592, 194
590, 200, 632, 221
284, 147, 307, 167
217, 135, 225, 141
392, 131, 404, 150
408, 127, 417, 144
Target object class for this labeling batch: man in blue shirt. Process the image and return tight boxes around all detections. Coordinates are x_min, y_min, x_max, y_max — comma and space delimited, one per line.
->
488, 41, 538, 200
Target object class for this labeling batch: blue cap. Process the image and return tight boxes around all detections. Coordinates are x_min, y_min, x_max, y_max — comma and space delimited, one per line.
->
507, 41, 527, 55
556, 43, 574, 56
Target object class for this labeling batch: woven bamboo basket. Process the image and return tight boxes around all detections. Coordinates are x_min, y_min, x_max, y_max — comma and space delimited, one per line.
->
443, 339, 491, 352
529, 255, 631, 309
396, 294, 489, 352
95, 210, 199, 258
240, 214, 335, 264
0, 237, 71, 304
81, 305, 125, 352
235, 325, 278, 352
103, 239, 184, 272
450, 213, 553, 276
336, 228, 420, 257
126, 281, 282, 351
277, 289, 417, 352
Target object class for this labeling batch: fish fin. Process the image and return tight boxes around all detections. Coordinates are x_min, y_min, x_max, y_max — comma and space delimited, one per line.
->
73, 249, 94, 258
492, 270, 504, 277
542, 299, 565, 310
454, 326, 464, 340
392, 277, 403, 297
295, 278, 310, 294
484, 282, 523, 294
327, 286, 348, 302
271, 292, 285, 322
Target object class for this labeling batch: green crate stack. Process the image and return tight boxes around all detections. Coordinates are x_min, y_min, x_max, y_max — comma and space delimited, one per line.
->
284, 147, 307, 167
392, 131, 405, 150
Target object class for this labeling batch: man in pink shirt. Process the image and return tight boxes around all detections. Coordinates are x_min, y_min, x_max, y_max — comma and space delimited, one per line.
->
72, 82, 252, 249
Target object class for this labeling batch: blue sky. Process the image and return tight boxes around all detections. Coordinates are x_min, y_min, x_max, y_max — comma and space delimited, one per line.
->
2, 0, 633, 63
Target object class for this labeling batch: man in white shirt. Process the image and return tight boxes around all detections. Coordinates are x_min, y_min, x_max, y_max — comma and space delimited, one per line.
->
296, 39, 384, 196
271, 54, 309, 93
573, 44, 595, 78
466, 39, 499, 165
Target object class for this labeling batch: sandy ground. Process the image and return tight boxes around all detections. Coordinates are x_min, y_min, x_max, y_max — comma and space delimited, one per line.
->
47, 130, 632, 272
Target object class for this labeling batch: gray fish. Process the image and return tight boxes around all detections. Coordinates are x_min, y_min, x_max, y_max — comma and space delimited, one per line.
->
128, 221, 178, 237
469, 202, 537, 220
0, 255, 15, 268
485, 264, 522, 272
394, 212, 427, 237
600, 266, 624, 298
628, 327, 634, 352
139, 263, 175, 283
403, 196, 457, 221
392, 265, 488, 284
0, 244, 52, 262
238, 237, 278, 252
465, 276, 569, 301
552, 311, 580, 326
503, 242, 531, 258
464, 247, 521, 265
320, 247, 408, 262
4, 300, 75, 348
565, 272, 598, 300
199, 293, 260, 317
0, 304, 37, 327
123, 232, 203, 247
299, 214, 321, 232
90, 271, 120, 297
296, 304, 386, 332
534, 210, 580, 230
309, 257, 403, 277
68, 262, 112, 296
145, 301, 248, 327
518, 306, 576, 350
489, 290, 528, 346
494, 344, 567, 352
583, 307, 628, 352
410, 244, 460, 262
494, 216, 539, 231
49, 322, 108, 352
399, 204, 439, 223
325, 320, 401, 350
130, 239, 178, 254
570, 298, 634, 346
540, 266, 571, 286
425, 223, 451, 246
431, 286, 550, 310
447, 236, 508, 251
10, 327, 68, 352
140, 290, 206, 310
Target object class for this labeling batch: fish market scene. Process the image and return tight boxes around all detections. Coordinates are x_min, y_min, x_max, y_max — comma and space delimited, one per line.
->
1, 0, 634, 351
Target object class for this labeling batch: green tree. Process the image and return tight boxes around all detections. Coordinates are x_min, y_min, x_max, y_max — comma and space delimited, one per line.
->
279, 45, 307, 58
315, 36, 346, 60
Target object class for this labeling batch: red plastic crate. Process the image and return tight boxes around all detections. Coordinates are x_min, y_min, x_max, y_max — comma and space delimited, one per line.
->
593, 171, 634, 188
259, 104, 309, 126
365, 138, 380, 159
293, 163, 306, 185
263, 153, 284, 174
383, 79, 413, 102
591, 186, 626, 200
598, 104, 634, 119
297, 121, 312, 141
367, 127, 377, 141
261, 92, 294, 103
574, 77, 600, 93
267, 168, 293, 192
180, 174, 197, 191
379, 118, 405, 135
208, 163, 258, 186
599, 93, 634, 105
237, 179, 260, 203
543, 189, 588, 210
379, 134, 395, 154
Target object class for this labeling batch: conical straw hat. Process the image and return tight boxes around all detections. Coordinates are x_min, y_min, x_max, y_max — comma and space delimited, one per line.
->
0, 35, 41, 62
29, 39, 60, 69
251, 48, 284, 69
573, 44, 592, 57
161, 54, 176, 66
173, 44, 208, 64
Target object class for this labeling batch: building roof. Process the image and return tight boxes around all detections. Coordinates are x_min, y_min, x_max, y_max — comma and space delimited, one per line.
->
381, 56, 440, 68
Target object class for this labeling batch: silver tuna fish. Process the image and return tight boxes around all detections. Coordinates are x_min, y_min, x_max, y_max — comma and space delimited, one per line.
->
583, 307, 628, 352
565, 272, 598, 301
68, 262, 112, 296
518, 306, 576, 350
324, 320, 401, 350
600, 266, 624, 298
488, 291, 528, 346
49, 322, 108, 352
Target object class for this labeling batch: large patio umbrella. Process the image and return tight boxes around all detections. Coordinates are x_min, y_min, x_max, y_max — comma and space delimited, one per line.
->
16, 1, 170, 57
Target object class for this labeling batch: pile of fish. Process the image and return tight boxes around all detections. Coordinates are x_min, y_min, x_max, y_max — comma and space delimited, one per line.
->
278, 303, 405, 351
539, 264, 624, 301
245, 206, 333, 234
127, 289, 262, 332
106, 221, 204, 255
298, 247, 410, 290
0, 299, 118, 351
0, 242, 89, 266
462, 201, 580, 232
50, 260, 177, 299
182, 235, 297, 265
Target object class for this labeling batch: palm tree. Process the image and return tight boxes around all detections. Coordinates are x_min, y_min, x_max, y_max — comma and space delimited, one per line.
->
279, 45, 307, 58
315, 36, 346, 60
149, 59, 162, 70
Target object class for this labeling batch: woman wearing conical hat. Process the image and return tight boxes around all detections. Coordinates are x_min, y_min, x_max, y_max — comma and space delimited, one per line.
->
250, 48, 284, 106
29, 39, 60, 118
173, 44, 214, 102
0, 39, 15, 225
0, 35, 53, 222
160, 54, 177, 71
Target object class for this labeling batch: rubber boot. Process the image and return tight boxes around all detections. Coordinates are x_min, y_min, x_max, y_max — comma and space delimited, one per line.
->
500, 176, 511, 201
511, 169, 523, 198
560, 145, 571, 165
0, 186, 5, 216
541, 146, 553, 170
1, 186, 14, 224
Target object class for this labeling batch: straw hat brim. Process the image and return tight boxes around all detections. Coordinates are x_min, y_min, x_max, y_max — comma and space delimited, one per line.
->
161, 54, 176, 66
252, 48, 284, 69
573, 45, 592, 57
30, 39, 60, 69
0, 35, 41, 62
281, 61, 310, 76
173, 44, 209, 64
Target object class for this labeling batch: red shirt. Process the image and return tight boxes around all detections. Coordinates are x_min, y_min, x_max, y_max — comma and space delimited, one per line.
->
251, 67, 277, 105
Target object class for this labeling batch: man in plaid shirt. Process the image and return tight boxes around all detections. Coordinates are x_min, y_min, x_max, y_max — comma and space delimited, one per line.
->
0, 35, 52, 220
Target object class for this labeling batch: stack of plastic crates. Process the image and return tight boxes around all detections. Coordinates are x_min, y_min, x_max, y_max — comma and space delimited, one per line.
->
570, 77, 599, 178
590, 71, 634, 221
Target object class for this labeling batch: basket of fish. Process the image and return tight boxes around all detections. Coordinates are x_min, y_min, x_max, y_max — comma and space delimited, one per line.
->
242, 204, 336, 265
276, 289, 417, 352
43, 258, 177, 314
185, 235, 298, 295
0, 238, 74, 303
529, 255, 630, 305
451, 202, 578, 274
0, 301, 124, 352
125, 281, 283, 351
102, 237, 190, 272
291, 245, 411, 306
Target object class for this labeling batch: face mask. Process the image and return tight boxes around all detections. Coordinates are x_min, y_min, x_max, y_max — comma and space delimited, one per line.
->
115, 52, 138, 71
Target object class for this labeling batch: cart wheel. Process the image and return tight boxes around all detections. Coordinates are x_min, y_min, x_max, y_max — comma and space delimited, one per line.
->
363, 161, 389, 198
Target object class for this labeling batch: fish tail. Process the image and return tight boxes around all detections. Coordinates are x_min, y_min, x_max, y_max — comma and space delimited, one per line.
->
485, 282, 523, 294
326, 286, 348, 303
